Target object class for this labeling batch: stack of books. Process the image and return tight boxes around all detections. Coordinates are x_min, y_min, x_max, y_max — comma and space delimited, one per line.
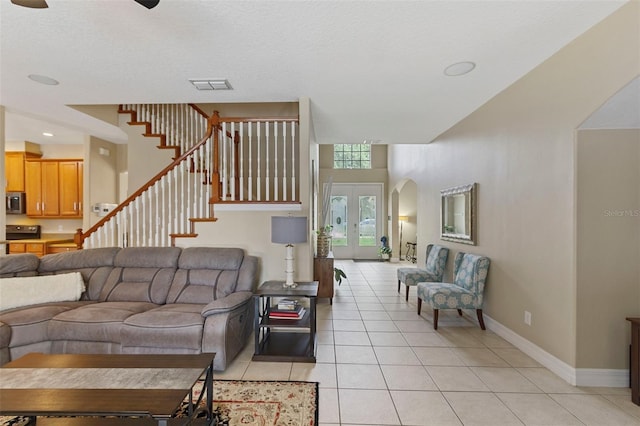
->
269, 299, 306, 320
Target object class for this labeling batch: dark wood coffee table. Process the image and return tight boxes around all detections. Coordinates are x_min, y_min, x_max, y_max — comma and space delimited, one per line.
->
0, 353, 215, 425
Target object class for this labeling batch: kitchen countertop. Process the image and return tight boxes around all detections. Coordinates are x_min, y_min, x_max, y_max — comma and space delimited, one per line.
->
6, 234, 75, 245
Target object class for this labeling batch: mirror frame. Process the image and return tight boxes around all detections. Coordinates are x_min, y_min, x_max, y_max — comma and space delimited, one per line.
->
440, 183, 477, 245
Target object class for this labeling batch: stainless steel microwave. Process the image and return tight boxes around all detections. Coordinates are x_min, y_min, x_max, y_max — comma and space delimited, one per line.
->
6, 192, 26, 214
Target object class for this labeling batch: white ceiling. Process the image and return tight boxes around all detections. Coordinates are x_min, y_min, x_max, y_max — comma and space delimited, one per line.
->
0, 0, 634, 146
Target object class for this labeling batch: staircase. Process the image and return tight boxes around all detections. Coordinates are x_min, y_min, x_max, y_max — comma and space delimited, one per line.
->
75, 104, 300, 249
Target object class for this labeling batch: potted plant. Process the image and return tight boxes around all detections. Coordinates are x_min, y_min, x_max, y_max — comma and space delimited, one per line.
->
379, 236, 392, 260
379, 246, 392, 260
334, 267, 347, 285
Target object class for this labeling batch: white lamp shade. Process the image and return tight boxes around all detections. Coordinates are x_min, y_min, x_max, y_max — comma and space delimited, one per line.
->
271, 216, 308, 244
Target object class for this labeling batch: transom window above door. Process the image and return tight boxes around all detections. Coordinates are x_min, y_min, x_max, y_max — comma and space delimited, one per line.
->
333, 144, 371, 169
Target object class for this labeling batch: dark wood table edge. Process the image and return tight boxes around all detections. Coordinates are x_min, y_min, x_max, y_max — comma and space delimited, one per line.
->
0, 353, 216, 425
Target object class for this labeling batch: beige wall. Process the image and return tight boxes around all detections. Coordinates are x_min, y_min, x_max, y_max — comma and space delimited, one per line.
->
387, 2, 639, 369
70, 105, 120, 127
398, 180, 418, 258
38, 144, 83, 159
193, 102, 298, 118
122, 114, 174, 193
85, 136, 119, 229
576, 129, 640, 369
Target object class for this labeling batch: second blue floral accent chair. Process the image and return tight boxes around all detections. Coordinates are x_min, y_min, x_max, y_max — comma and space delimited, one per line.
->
397, 244, 449, 301
417, 252, 490, 330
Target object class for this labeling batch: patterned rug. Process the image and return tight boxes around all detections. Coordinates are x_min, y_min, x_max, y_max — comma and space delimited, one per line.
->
0, 379, 319, 426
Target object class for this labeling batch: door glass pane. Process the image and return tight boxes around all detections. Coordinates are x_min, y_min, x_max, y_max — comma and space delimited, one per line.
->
330, 196, 348, 247
358, 196, 376, 247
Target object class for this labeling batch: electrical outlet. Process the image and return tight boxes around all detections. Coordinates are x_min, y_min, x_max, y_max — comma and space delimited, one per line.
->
57, 225, 63, 232
524, 311, 532, 326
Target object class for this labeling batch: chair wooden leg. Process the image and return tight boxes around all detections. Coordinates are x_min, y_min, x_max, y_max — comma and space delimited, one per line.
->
405, 285, 410, 301
433, 309, 439, 330
417, 298, 422, 315
457, 309, 463, 316
477, 309, 486, 330
397, 280, 401, 293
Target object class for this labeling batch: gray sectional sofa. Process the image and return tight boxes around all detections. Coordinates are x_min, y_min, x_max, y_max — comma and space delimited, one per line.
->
0, 246, 259, 370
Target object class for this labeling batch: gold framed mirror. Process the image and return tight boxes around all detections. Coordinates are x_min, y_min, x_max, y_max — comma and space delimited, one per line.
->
440, 183, 477, 245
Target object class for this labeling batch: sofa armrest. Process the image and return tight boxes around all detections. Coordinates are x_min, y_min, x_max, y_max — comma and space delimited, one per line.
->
201, 291, 253, 317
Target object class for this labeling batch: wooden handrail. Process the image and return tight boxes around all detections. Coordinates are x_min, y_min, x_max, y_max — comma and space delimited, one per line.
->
75, 111, 220, 249
188, 103, 209, 119
219, 116, 299, 123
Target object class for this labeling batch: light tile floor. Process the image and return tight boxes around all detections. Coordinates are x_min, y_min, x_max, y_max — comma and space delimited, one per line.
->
217, 260, 640, 425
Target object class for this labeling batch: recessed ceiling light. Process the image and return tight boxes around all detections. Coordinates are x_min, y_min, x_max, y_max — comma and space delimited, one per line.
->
42, 132, 54, 137
28, 74, 59, 85
189, 79, 232, 91
444, 62, 476, 76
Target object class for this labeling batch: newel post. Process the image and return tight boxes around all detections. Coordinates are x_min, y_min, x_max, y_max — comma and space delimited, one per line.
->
74, 229, 84, 249
210, 111, 221, 203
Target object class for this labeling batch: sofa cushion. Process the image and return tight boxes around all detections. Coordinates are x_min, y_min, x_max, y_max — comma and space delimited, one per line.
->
166, 247, 244, 304
0, 253, 39, 278
99, 247, 181, 304
0, 273, 85, 311
48, 301, 158, 343
38, 248, 120, 301
121, 304, 204, 352
0, 301, 94, 348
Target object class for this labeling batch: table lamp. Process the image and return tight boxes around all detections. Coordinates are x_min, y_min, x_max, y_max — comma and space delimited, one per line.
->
271, 216, 308, 288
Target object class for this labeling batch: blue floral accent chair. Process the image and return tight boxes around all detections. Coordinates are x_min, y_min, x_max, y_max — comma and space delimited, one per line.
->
396, 244, 449, 301
417, 252, 490, 330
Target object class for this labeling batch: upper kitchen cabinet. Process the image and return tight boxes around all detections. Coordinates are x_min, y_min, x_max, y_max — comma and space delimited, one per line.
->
25, 159, 83, 218
59, 160, 83, 217
5, 151, 41, 192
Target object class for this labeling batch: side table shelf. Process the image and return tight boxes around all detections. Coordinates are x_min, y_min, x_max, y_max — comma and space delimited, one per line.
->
252, 281, 318, 363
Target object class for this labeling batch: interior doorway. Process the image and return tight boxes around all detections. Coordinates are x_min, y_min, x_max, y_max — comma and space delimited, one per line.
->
393, 179, 418, 261
328, 183, 383, 259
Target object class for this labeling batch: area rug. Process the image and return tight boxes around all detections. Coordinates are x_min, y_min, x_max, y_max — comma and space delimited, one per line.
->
0, 379, 319, 426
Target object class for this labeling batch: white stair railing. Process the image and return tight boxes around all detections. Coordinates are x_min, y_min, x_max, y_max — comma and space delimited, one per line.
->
76, 110, 300, 249
218, 118, 299, 202
81, 128, 217, 249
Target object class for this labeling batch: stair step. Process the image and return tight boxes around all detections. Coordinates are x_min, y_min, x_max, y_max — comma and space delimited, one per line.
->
169, 233, 198, 238
190, 218, 218, 222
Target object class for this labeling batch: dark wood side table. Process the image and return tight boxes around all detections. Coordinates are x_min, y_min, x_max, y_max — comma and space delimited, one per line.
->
314, 255, 334, 304
628, 317, 640, 406
253, 280, 318, 363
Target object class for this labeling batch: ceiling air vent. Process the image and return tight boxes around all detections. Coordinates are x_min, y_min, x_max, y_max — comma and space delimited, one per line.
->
189, 79, 233, 91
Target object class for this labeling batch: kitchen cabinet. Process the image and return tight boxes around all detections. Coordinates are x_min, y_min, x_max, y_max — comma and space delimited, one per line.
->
5, 151, 41, 192
59, 161, 83, 217
8, 242, 45, 257
25, 159, 83, 218
47, 244, 78, 254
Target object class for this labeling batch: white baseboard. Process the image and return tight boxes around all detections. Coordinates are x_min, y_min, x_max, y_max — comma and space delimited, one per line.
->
575, 368, 630, 387
484, 315, 629, 388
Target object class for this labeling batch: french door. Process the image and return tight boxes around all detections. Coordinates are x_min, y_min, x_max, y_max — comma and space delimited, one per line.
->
328, 183, 383, 259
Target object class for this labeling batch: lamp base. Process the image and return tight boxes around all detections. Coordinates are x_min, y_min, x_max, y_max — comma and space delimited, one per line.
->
283, 244, 297, 288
